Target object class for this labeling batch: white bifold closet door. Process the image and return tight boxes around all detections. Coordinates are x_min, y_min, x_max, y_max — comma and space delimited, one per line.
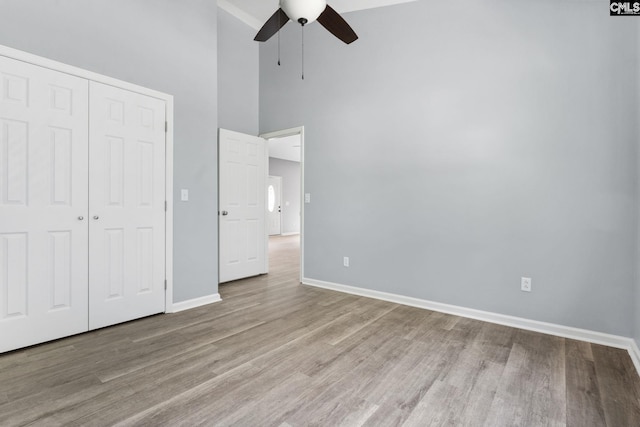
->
0, 56, 89, 352
0, 55, 167, 352
88, 82, 166, 330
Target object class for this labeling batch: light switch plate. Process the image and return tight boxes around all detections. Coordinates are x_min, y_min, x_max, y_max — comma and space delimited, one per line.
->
181, 189, 189, 201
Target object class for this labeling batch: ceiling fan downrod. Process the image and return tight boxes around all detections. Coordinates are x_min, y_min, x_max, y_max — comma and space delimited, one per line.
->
299, 18, 307, 80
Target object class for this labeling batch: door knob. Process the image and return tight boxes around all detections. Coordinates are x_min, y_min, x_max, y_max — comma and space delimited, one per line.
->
93, 215, 99, 220
78, 216, 84, 221
221, 211, 228, 216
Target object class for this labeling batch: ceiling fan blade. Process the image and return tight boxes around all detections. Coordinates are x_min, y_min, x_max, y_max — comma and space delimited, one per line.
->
317, 5, 358, 44
254, 8, 290, 42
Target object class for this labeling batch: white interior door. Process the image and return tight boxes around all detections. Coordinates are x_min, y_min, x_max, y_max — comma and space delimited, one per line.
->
219, 129, 267, 283
0, 56, 89, 352
88, 82, 166, 330
267, 176, 282, 236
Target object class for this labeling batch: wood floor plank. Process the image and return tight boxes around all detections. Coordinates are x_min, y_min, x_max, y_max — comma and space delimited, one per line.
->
0, 344, 79, 386
129, 301, 263, 343
353, 337, 457, 413
95, 320, 266, 383
565, 342, 606, 427
283, 388, 379, 427
362, 403, 406, 427
406, 329, 510, 426
110, 363, 264, 426
484, 330, 567, 427
59, 345, 224, 426
592, 344, 640, 426
0, 375, 108, 426
472, 322, 517, 365
0, 235, 639, 426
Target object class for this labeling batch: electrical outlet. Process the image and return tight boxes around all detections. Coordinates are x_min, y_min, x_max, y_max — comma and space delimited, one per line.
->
343, 256, 350, 267
521, 277, 532, 292
304, 193, 311, 203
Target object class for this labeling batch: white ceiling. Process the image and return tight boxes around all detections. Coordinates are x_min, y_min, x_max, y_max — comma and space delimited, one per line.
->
268, 135, 301, 162
218, 0, 416, 30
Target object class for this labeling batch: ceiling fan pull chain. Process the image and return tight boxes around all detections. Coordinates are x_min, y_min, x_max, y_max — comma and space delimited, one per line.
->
301, 24, 304, 80
277, 11, 281, 66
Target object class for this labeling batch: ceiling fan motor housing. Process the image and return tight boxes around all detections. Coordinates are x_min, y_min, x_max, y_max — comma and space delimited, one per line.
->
280, 0, 327, 25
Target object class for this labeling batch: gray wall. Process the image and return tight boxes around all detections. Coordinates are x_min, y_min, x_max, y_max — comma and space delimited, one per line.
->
0, 0, 219, 303
218, 8, 259, 135
269, 157, 301, 234
260, 0, 639, 336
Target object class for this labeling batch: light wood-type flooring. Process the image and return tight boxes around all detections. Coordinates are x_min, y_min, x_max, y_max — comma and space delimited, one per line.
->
1, 234, 640, 426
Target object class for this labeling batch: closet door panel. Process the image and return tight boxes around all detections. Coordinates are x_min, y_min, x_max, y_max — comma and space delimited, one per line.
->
0, 56, 89, 353
89, 82, 165, 330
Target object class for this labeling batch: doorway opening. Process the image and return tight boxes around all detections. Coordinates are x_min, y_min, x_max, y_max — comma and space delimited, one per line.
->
261, 127, 304, 283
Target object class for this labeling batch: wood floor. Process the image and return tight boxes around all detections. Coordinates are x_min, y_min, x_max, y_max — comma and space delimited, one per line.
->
1, 234, 640, 426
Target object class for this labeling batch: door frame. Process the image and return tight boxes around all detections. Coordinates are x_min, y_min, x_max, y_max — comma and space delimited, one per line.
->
260, 126, 305, 283
0, 44, 175, 313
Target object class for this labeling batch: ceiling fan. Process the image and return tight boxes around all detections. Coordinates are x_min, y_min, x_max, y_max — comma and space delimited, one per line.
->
254, 0, 358, 45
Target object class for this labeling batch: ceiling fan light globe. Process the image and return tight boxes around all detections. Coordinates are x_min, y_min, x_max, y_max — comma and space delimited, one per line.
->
280, 0, 327, 25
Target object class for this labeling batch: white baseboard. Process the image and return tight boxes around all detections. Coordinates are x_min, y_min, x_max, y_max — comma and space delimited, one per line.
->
280, 232, 300, 236
302, 277, 640, 376
169, 293, 222, 313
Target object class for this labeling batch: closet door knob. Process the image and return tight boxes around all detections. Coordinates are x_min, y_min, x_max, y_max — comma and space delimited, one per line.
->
78, 216, 84, 221
93, 215, 99, 220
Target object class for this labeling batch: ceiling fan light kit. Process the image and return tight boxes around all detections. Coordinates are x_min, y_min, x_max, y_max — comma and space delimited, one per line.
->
280, 0, 326, 25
